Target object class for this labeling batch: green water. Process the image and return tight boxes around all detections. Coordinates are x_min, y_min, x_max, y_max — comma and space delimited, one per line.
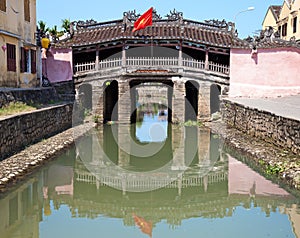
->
0, 117, 299, 238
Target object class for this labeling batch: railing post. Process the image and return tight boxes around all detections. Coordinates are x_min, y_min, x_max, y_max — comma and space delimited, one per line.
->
205, 50, 209, 70
95, 49, 99, 71
122, 44, 126, 68
178, 44, 183, 71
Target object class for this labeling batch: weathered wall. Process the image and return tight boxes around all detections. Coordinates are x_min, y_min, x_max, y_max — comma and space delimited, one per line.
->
230, 47, 300, 98
0, 88, 61, 108
0, 103, 73, 160
0, 0, 38, 88
44, 48, 73, 83
221, 99, 300, 154
0, 86, 75, 108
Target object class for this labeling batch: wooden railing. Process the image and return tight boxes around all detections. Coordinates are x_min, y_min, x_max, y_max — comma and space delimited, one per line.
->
182, 58, 205, 69
209, 61, 230, 75
99, 58, 122, 69
126, 57, 179, 67
75, 61, 95, 72
74, 57, 230, 75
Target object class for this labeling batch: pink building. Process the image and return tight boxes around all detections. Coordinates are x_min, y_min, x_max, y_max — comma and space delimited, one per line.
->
229, 45, 300, 98
42, 47, 73, 83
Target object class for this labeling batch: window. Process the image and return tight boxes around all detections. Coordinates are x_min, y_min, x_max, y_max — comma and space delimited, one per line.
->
24, 0, 30, 22
293, 17, 297, 33
282, 23, 287, 37
0, 0, 6, 12
21, 47, 31, 73
7, 44, 16, 72
31, 50, 36, 73
278, 25, 282, 37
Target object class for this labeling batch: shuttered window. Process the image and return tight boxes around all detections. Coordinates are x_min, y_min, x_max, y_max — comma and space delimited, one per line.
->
31, 50, 36, 73
7, 44, 16, 72
24, 0, 30, 22
20, 47, 30, 73
293, 17, 297, 33
282, 23, 287, 37
0, 0, 6, 12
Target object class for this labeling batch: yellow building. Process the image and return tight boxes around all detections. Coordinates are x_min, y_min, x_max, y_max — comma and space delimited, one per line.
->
0, 0, 38, 87
263, 0, 300, 41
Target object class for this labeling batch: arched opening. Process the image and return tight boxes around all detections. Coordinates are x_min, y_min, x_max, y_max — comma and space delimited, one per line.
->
78, 84, 92, 110
185, 81, 199, 121
104, 80, 118, 123
130, 80, 173, 124
210, 84, 221, 115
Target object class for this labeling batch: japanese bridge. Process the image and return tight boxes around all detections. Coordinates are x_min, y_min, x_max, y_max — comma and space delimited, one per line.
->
58, 9, 246, 123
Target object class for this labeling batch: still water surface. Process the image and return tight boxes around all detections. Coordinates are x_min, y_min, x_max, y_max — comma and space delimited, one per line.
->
0, 114, 300, 238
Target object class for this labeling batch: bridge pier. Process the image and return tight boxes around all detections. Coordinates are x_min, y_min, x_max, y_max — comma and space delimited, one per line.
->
118, 79, 131, 123
92, 85, 104, 123
198, 83, 211, 121
172, 77, 185, 123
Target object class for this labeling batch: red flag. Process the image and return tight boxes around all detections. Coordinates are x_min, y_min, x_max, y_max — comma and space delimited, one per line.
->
132, 7, 153, 32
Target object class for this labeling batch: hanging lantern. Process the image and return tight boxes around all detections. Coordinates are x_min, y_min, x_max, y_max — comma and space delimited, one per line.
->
41, 37, 50, 49
1, 45, 7, 51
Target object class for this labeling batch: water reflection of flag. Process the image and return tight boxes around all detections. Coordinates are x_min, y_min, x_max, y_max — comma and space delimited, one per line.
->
132, 213, 153, 237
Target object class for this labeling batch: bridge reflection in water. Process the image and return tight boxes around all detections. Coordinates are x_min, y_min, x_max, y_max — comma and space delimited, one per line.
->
0, 125, 299, 238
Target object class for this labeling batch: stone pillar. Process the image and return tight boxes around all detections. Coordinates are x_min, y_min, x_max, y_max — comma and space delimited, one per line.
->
95, 50, 99, 71
198, 83, 211, 121
172, 77, 185, 123
205, 50, 209, 70
118, 79, 131, 123
92, 85, 104, 123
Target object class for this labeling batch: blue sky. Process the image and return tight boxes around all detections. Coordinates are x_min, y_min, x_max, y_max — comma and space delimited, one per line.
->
37, 0, 284, 38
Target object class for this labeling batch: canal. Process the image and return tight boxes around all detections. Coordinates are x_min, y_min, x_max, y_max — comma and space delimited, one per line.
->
0, 109, 299, 238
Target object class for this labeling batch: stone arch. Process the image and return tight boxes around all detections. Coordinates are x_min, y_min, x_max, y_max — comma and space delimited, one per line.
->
78, 83, 93, 110
103, 80, 118, 123
210, 84, 221, 115
185, 80, 199, 121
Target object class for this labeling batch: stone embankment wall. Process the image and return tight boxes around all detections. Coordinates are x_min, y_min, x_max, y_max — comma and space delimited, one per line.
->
0, 88, 60, 107
0, 83, 75, 108
0, 103, 73, 160
221, 99, 300, 154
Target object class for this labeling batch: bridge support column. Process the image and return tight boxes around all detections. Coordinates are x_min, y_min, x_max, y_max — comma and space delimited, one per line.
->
198, 83, 211, 121
92, 85, 104, 123
172, 77, 185, 123
118, 79, 131, 123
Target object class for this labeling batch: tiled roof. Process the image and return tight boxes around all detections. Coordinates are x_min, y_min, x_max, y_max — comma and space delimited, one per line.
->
270, 5, 282, 21
56, 19, 248, 49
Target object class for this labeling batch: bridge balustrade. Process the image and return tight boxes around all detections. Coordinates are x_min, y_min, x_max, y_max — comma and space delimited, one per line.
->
74, 57, 230, 76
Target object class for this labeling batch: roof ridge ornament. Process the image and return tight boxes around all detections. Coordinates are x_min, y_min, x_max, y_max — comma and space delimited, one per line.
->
123, 10, 141, 22
152, 8, 162, 21
165, 9, 183, 22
